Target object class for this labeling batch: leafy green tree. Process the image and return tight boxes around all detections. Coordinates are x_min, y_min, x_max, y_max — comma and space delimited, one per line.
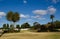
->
54, 20, 60, 28
21, 22, 30, 28
3, 24, 7, 29
16, 25, 20, 31
10, 24, 14, 30
40, 25, 47, 32
33, 22, 40, 29
16, 25, 20, 29
6, 24, 9, 29
10, 24, 14, 32
3, 24, 9, 32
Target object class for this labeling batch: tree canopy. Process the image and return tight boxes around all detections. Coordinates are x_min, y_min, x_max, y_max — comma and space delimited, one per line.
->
21, 22, 31, 28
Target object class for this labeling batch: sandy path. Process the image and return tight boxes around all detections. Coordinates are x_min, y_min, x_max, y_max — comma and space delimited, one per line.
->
0, 31, 60, 39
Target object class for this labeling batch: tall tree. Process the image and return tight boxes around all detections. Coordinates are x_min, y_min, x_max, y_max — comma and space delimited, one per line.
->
48, 15, 55, 31
6, 11, 13, 22
12, 12, 20, 24
6, 11, 20, 26
50, 15, 54, 24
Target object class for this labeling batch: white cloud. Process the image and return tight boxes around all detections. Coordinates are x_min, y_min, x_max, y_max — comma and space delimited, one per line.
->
33, 10, 47, 15
20, 14, 29, 18
52, 0, 60, 4
32, 15, 46, 20
48, 6, 56, 14
23, 0, 27, 4
0, 12, 6, 18
33, 6, 56, 15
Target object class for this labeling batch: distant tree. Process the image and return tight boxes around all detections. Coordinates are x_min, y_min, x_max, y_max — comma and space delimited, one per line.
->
10, 24, 14, 32
33, 22, 40, 29
3, 24, 7, 29
54, 20, 60, 28
48, 22, 51, 24
6, 24, 9, 29
40, 25, 47, 32
16, 25, 20, 29
16, 25, 20, 31
21, 22, 30, 28
3, 24, 9, 33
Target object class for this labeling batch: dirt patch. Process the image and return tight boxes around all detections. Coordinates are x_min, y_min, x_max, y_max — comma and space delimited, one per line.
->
0, 31, 60, 39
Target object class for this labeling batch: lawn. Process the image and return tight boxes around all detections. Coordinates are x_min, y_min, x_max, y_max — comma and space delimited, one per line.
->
0, 30, 60, 39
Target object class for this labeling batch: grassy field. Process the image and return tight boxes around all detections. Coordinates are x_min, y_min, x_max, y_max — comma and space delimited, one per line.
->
0, 30, 60, 39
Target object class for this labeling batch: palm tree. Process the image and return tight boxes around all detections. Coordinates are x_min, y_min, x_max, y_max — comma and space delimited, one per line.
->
6, 11, 13, 22
12, 12, 20, 27
6, 11, 20, 24
50, 15, 55, 31
6, 11, 20, 27
12, 12, 20, 24
50, 15, 54, 24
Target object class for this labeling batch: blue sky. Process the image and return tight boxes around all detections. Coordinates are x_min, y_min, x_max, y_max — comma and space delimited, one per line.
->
0, 0, 60, 27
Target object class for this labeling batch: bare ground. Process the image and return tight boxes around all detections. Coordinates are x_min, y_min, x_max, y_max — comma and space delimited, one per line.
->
0, 31, 60, 39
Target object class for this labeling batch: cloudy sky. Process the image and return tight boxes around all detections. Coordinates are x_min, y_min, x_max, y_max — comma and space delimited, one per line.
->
0, 0, 60, 27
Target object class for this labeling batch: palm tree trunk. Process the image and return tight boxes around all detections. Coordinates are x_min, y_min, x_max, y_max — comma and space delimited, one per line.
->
52, 18, 54, 30
52, 18, 53, 25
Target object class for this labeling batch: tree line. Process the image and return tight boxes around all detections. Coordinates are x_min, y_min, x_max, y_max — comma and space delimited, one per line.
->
0, 11, 60, 33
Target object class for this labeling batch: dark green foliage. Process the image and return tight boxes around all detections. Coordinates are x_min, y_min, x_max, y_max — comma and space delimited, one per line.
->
6, 24, 9, 29
3, 24, 10, 33
50, 15, 54, 19
16, 25, 20, 29
6, 11, 20, 23
6, 11, 20, 33
9, 24, 14, 32
6, 11, 20, 27
54, 20, 60, 27
3, 24, 9, 29
10, 24, 14, 30
6, 11, 13, 21
50, 15, 54, 24
37, 25, 47, 32
21, 22, 30, 28
3, 24, 7, 29
48, 25, 54, 32
16, 25, 21, 32
12, 12, 20, 23
33, 22, 41, 29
